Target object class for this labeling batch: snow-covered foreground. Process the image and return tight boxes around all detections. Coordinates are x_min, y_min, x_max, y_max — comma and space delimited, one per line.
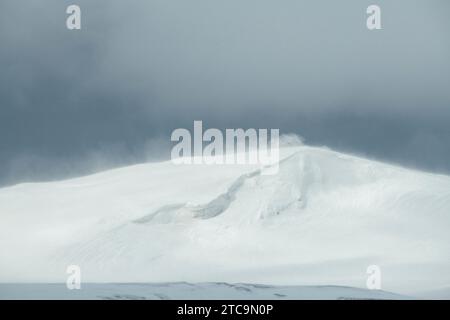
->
0, 145, 449, 299
0, 283, 408, 300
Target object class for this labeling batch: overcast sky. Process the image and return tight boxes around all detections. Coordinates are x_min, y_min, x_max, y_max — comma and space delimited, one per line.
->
1, 0, 449, 186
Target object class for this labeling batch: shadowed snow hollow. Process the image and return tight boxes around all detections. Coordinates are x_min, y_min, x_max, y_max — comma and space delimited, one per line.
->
0, 145, 449, 297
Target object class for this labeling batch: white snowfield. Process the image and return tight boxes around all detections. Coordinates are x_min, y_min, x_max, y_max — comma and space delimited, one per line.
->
0, 144, 449, 299
0, 283, 409, 300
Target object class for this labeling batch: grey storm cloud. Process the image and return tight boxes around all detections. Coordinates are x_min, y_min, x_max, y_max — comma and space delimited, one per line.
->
0, 0, 449, 186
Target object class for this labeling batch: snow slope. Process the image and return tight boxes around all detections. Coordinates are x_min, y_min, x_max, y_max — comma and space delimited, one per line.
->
0, 283, 409, 300
0, 145, 449, 298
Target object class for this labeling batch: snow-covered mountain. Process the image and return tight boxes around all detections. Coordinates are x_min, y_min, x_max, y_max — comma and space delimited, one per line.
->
0, 145, 449, 298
